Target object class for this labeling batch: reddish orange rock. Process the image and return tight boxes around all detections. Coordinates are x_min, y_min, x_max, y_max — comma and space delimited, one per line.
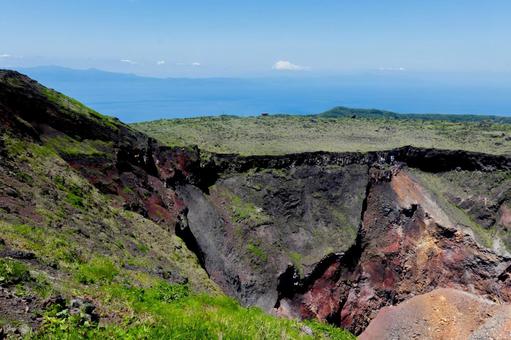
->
360, 288, 511, 340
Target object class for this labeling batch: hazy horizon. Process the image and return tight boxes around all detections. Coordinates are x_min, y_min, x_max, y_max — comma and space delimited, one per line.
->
2, 1, 511, 78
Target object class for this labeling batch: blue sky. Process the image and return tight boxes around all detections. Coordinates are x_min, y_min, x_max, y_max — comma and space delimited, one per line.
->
1, 0, 510, 77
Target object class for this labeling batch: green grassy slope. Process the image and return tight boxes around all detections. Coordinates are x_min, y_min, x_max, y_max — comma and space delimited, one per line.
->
132, 115, 511, 156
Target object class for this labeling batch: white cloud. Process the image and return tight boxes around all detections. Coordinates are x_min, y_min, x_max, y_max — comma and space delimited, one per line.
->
272, 60, 308, 71
0, 54, 11, 58
156, 60, 166, 65
176, 62, 201, 67
120, 59, 137, 65
378, 67, 406, 71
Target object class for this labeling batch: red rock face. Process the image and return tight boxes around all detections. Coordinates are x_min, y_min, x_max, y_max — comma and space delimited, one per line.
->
499, 205, 511, 229
276, 166, 511, 335
61, 146, 197, 228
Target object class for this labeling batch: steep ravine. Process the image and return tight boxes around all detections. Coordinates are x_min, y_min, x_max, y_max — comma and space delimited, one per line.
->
177, 150, 511, 334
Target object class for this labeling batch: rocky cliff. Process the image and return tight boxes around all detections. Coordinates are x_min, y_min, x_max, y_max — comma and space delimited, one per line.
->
1, 70, 510, 338
194, 150, 511, 335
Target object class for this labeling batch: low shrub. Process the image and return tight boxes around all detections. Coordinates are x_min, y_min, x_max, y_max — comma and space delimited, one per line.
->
0, 258, 31, 285
75, 257, 119, 284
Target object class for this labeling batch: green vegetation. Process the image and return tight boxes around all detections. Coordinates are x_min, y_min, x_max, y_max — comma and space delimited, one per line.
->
37, 280, 353, 339
132, 115, 511, 156
1, 217, 353, 339
320, 106, 511, 123
289, 251, 303, 276
2, 134, 28, 156
1, 223, 82, 268
329, 208, 358, 245
212, 185, 269, 225
0, 257, 52, 299
41, 87, 120, 130
247, 243, 268, 262
409, 169, 497, 249
0, 258, 31, 286
75, 257, 119, 284
54, 175, 90, 209
2, 132, 111, 161
43, 135, 111, 157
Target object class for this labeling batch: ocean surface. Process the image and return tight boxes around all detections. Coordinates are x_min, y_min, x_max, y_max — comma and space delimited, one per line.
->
18, 67, 511, 123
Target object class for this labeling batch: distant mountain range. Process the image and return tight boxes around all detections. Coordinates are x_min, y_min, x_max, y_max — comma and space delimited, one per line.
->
12, 66, 511, 122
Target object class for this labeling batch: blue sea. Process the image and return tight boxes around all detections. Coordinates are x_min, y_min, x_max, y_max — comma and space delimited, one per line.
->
18, 67, 511, 123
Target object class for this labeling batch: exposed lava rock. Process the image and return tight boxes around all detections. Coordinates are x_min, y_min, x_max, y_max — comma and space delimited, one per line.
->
178, 162, 369, 310
275, 166, 511, 334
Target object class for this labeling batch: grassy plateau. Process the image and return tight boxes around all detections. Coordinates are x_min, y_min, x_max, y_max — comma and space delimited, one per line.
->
132, 114, 511, 156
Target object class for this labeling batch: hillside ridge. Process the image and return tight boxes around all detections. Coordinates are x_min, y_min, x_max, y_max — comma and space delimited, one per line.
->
320, 105, 511, 123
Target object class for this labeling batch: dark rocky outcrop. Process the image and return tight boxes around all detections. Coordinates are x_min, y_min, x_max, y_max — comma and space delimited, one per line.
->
178, 162, 369, 310
274, 166, 511, 334
204, 146, 511, 175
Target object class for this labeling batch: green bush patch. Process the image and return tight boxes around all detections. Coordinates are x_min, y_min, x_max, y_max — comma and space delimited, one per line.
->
75, 257, 119, 284
247, 243, 268, 262
0, 258, 31, 285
